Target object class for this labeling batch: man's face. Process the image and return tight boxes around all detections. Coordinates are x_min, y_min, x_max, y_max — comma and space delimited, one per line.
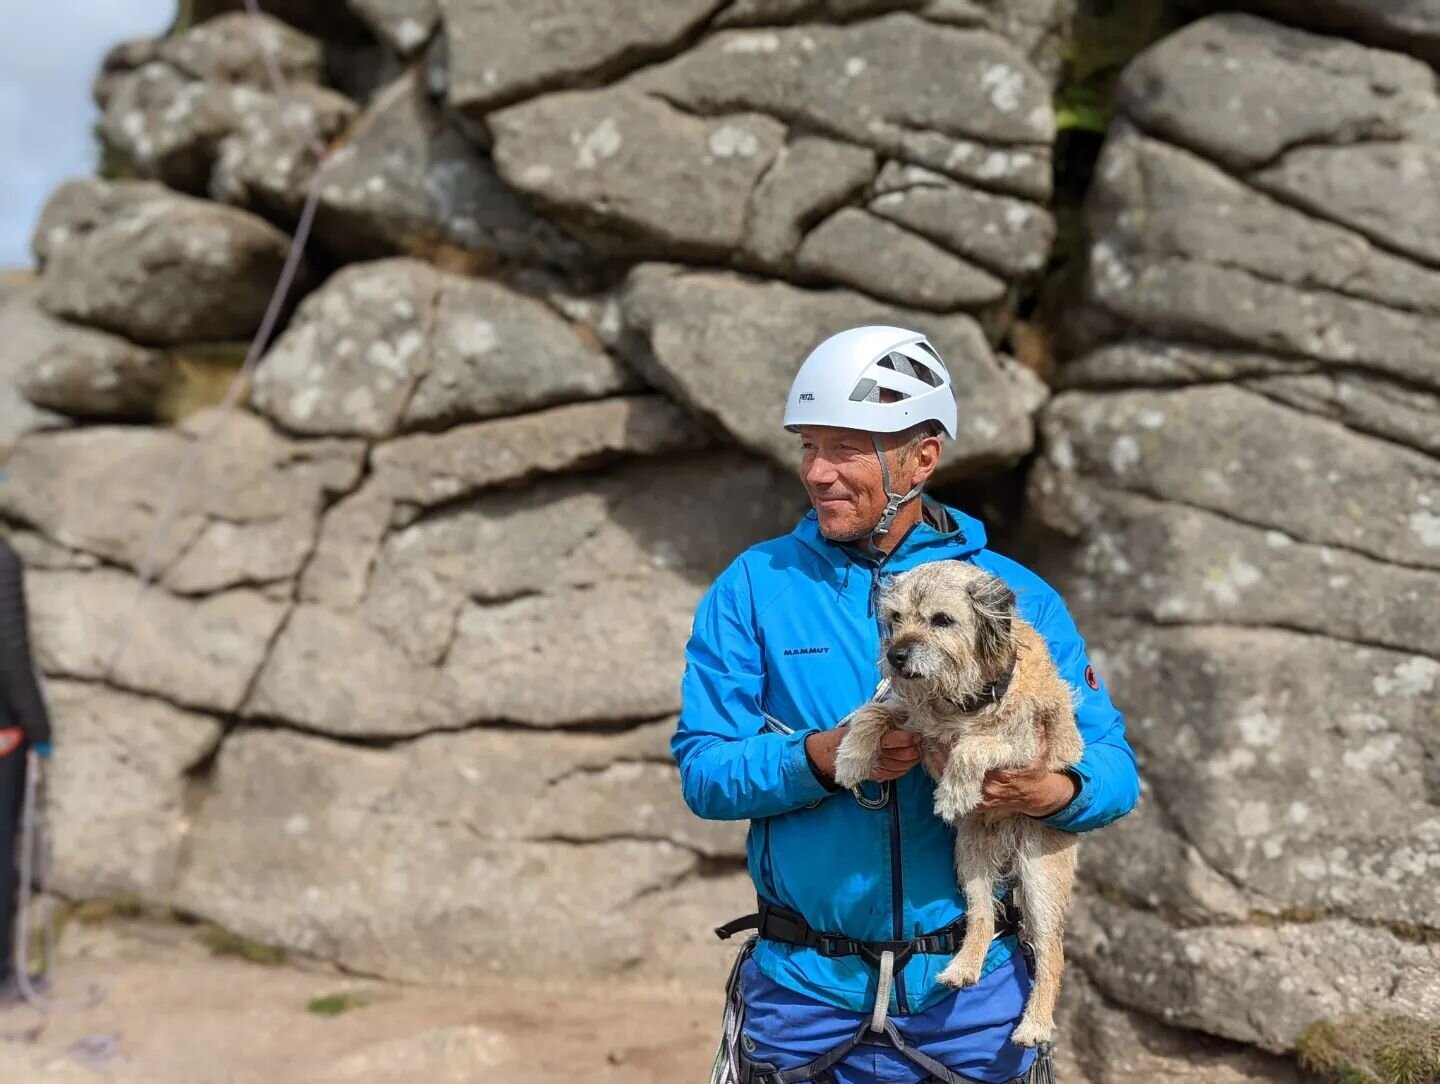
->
798, 426, 903, 542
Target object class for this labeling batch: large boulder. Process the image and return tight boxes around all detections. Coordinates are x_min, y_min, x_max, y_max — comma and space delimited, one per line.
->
2, 292, 171, 419
0, 287, 70, 451
250, 258, 634, 438
631, 15, 1054, 198
483, 14, 1055, 304
1192, 0, 1440, 64
869, 161, 1055, 279
742, 136, 877, 268
310, 71, 581, 265
1055, 969, 1313, 1084
1031, 10, 1440, 1063
249, 451, 800, 736
438, 0, 726, 116
95, 15, 356, 215
619, 264, 1046, 473
367, 395, 703, 507
795, 206, 1007, 311
138, 12, 325, 87
44, 681, 223, 900
28, 568, 287, 714
173, 724, 748, 984
490, 89, 787, 259
32, 180, 301, 345
0, 411, 364, 593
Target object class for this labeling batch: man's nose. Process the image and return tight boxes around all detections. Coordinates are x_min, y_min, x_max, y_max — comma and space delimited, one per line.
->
803, 454, 838, 487
887, 644, 910, 669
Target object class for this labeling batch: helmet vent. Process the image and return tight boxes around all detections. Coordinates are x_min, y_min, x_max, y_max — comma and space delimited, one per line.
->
848, 377, 880, 402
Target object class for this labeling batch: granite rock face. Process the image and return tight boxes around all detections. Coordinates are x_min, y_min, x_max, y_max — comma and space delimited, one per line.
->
1029, 10, 1440, 1064
17, 6, 1434, 1078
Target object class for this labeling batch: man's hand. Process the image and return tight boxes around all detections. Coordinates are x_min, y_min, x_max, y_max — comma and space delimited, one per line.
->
923, 729, 1078, 818
807, 727, 923, 784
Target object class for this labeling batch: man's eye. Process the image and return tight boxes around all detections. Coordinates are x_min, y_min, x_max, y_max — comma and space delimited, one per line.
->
929, 612, 955, 628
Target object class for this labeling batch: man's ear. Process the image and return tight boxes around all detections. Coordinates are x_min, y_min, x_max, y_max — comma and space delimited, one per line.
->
967, 576, 1016, 674
908, 434, 943, 487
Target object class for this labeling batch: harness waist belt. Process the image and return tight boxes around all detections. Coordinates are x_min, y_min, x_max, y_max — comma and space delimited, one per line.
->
715, 896, 1021, 971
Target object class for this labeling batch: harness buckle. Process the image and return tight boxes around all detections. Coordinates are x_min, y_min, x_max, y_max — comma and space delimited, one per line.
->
856, 941, 916, 971
909, 932, 946, 956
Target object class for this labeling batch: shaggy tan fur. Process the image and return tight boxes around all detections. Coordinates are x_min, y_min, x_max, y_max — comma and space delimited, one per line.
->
833, 560, 1084, 1048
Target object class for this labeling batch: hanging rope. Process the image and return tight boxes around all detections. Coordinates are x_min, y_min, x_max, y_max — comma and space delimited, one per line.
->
11, 0, 333, 1033
106, 0, 330, 675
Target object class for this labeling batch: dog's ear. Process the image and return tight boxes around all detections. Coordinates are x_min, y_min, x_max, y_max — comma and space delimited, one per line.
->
967, 576, 1016, 673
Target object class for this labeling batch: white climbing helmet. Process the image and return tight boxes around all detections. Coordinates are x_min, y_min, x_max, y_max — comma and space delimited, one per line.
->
783, 326, 958, 538
782, 325, 958, 439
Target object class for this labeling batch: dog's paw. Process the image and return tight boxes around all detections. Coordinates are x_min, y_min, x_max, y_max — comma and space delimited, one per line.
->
1009, 1015, 1053, 1048
937, 956, 983, 990
933, 784, 982, 824
832, 743, 872, 790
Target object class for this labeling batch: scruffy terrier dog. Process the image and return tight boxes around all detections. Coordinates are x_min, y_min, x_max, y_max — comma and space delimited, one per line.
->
833, 561, 1084, 1048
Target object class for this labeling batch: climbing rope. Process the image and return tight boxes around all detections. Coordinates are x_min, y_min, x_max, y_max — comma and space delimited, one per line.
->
11, 0, 330, 1032
107, 0, 329, 677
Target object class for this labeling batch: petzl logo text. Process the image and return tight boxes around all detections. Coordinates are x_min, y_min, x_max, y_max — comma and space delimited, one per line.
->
798, 392, 815, 401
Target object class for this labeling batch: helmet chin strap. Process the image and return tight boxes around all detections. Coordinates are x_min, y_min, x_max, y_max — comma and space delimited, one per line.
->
869, 434, 924, 539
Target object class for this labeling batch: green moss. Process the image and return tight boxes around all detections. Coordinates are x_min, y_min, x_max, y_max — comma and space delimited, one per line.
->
1018, 0, 1189, 357
306, 992, 372, 1016
94, 120, 138, 183
71, 895, 149, 923
172, 0, 199, 34
195, 923, 287, 966
1298, 1014, 1440, 1084
1057, 0, 1185, 127
156, 342, 251, 423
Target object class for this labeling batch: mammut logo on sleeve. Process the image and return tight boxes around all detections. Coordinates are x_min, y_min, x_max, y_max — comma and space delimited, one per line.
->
1085, 665, 1099, 691
785, 646, 830, 657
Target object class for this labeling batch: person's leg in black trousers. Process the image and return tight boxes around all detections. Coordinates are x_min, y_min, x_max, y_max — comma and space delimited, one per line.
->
0, 737, 26, 991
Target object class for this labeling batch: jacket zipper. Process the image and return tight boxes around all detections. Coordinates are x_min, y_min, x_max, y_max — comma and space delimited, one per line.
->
889, 792, 908, 1013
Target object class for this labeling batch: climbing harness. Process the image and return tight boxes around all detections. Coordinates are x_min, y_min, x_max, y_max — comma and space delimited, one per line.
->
711, 898, 1055, 1083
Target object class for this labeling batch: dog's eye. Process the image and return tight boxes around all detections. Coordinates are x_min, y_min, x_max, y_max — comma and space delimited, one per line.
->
929, 612, 955, 628
884, 610, 901, 626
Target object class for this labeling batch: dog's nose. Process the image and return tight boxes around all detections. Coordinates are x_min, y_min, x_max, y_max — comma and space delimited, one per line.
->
886, 644, 910, 670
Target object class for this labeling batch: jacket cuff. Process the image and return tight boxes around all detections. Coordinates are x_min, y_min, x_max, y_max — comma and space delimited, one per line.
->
804, 736, 841, 793
785, 732, 836, 806
1039, 766, 1092, 832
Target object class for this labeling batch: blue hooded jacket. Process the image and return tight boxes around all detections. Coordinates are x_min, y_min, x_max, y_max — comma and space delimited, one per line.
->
672, 500, 1139, 1017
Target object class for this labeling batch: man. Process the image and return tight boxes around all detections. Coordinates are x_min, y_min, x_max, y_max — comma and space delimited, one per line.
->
0, 535, 52, 1006
673, 326, 1139, 1084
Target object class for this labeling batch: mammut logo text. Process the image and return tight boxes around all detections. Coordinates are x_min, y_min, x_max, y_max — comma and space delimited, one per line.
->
784, 646, 830, 657
798, 393, 815, 401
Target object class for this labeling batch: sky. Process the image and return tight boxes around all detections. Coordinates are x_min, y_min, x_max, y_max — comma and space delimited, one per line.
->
0, 0, 173, 268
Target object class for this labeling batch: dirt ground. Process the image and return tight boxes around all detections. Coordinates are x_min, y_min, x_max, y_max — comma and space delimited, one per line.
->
0, 916, 723, 1083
